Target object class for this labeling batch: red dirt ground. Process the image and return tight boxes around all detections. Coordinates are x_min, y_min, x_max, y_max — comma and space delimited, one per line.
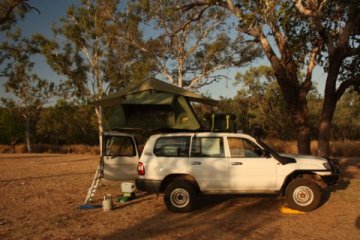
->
0, 154, 359, 240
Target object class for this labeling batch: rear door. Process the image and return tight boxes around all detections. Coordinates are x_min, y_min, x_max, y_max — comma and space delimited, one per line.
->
102, 133, 140, 181
188, 136, 229, 191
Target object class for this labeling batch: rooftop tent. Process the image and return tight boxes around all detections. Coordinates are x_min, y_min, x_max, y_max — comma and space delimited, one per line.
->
93, 78, 218, 131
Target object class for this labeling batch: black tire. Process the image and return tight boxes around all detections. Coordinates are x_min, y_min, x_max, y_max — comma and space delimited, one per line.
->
285, 178, 322, 212
164, 181, 197, 213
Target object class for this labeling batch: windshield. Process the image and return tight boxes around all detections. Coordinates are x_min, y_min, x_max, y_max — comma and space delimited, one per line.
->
255, 138, 278, 155
254, 137, 296, 164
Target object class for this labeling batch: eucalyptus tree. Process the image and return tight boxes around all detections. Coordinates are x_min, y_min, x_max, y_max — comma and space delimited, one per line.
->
0, 31, 56, 152
130, 0, 262, 89
179, 0, 359, 156
35, 0, 152, 153
294, 0, 360, 157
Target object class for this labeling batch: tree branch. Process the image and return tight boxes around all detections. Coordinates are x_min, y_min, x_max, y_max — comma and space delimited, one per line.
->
176, 1, 211, 12
170, 6, 210, 37
0, 0, 39, 26
336, 76, 360, 101
338, 0, 360, 49
301, 38, 322, 96
294, 0, 335, 54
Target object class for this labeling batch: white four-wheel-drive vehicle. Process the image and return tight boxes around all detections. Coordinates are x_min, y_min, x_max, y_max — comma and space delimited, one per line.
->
135, 132, 340, 213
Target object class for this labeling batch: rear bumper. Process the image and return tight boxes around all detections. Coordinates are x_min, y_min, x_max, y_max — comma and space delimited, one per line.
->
135, 179, 162, 193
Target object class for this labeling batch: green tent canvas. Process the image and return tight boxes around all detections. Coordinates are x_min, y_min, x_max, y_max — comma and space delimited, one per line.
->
93, 78, 218, 131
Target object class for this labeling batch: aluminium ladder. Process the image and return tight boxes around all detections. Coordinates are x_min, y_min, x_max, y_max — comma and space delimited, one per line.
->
83, 165, 102, 205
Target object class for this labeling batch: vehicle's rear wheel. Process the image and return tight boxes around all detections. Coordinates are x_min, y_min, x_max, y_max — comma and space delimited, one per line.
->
285, 178, 321, 212
164, 181, 197, 213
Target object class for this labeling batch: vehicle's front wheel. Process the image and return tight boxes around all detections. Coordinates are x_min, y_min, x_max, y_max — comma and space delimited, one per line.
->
164, 181, 197, 213
285, 178, 322, 212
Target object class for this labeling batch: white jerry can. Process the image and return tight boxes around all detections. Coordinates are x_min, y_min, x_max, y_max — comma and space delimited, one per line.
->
121, 182, 135, 194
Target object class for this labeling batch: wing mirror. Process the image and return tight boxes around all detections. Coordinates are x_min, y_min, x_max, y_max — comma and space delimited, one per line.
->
255, 147, 271, 158
263, 149, 271, 158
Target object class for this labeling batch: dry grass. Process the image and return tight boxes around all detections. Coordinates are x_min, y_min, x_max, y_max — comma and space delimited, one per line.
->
264, 140, 360, 157
0, 144, 99, 155
0, 154, 359, 240
330, 141, 360, 157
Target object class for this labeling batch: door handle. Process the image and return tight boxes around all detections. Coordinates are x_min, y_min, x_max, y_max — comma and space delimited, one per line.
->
231, 162, 243, 165
190, 161, 202, 165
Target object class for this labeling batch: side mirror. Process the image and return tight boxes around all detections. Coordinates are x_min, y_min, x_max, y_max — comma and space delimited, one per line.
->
263, 149, 271, 158
254, 147, 270, 158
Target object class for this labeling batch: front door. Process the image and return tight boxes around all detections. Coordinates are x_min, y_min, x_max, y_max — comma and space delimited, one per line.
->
103, 134, 139, 181
227, 137, 278, 192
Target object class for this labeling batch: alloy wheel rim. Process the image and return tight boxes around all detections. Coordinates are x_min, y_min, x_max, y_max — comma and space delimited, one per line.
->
170, 188, 190, 208
293, 186, 314, 206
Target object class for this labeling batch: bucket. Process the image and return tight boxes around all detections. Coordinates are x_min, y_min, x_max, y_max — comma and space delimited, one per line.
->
102, 194, 113, 212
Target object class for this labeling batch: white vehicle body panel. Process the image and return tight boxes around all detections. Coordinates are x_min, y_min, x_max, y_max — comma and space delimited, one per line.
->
136, 132, 335, 194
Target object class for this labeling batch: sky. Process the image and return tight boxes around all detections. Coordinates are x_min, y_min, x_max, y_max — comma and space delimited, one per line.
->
0, 0, 327, 103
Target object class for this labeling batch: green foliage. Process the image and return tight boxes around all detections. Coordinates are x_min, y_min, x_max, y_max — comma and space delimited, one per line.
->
37, 0, 153, 101
234, 0, 313, 67
131, 0, 262, 88
0, 0, 38, 31
0, 30, 57, 151
0, 108, 24, 145
36, 101, 98, 145
332, 92, 360, 140
223, 65, 322, 140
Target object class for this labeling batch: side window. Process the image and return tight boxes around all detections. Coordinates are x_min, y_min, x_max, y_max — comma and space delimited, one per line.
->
191, 137, 224, 157
105, 136, 135, 156
154, 137, 190, 157
228, 137, 263, 158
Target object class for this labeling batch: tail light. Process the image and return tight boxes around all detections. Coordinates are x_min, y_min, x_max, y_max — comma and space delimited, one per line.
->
137, 162, 145, 175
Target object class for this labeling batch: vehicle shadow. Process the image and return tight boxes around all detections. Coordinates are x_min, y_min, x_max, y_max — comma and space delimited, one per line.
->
318, 175, 351, 209
356, 215, 360, 229
338, 157, 360, 180
102, 195, 282, 240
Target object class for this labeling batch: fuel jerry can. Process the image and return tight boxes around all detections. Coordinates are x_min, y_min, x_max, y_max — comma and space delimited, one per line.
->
204, 113, 236, 132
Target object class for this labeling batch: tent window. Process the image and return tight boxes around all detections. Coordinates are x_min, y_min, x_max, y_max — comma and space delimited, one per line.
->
123, 104, 175, 128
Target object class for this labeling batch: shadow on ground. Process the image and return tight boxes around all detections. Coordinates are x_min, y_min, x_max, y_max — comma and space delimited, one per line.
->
102, 195, 282, 240
339, 158, 360, 179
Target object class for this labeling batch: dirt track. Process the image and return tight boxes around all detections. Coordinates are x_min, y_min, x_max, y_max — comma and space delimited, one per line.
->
0, 154, 359, 240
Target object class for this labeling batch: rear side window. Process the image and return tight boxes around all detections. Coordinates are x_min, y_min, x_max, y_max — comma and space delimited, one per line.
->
105, 136, 136, 156
191, 137, 224, 157
154, 137, 190, 157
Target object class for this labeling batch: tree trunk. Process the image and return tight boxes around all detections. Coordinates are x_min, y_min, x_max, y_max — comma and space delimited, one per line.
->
95, 106, 104, 156
317, 118, 331, 158
273, 74, 311, 155
255, 29, 311, 155
292, 103, 311, 155
296, 125, 311, 155
317, 90, 337, 158
317, 54, 342, 158
10, 140, 16, 153
25, 118, 32, 153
